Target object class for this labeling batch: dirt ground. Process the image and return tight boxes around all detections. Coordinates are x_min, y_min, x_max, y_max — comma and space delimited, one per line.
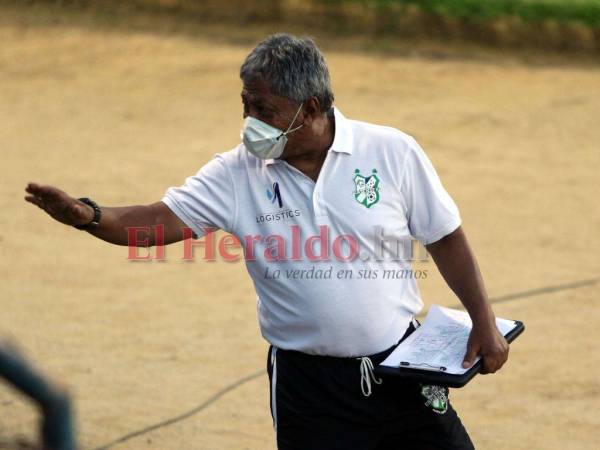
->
1, 5, 599, 450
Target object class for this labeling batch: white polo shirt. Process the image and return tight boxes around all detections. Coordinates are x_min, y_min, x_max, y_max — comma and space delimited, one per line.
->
162, 107, 461, 357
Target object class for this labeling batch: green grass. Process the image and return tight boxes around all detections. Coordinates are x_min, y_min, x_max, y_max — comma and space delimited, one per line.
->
319, 0, 600, 27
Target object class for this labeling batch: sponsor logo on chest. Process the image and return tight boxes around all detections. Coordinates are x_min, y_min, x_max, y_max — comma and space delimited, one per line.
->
257, 181, 301, 223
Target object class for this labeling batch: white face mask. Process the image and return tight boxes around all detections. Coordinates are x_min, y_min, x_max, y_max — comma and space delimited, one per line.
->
241, 104, 304, 160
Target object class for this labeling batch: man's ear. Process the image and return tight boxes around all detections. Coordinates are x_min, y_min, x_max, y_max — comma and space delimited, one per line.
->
303, 97, 321, 125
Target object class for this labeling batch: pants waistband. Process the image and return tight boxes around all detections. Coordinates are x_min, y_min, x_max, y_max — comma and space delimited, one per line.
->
276, 318, 419, 366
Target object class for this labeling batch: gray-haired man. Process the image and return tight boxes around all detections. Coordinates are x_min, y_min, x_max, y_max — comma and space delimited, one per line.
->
26, 34, 508, 449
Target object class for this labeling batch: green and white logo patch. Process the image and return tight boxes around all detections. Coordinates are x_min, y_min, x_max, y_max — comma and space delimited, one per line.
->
353, 169, 381, 208
420, 384, 449, 414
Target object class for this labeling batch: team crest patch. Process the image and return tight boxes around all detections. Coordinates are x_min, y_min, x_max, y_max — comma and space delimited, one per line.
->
353, 169, 381, 208
420, 384, 449, 414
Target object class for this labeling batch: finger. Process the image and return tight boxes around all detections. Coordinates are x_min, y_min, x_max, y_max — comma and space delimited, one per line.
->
26, 183, 62, 201
481, 357, 498, 374
483, 352, 507, 374
462, 343, 479, 368
25, 195, 45, 209
495, 348, 509, 370
38, 186, 63, 201
25, 182, 42, 194
488, 345, 509, 372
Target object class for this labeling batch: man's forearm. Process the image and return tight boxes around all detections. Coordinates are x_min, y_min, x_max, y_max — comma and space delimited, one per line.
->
24, 184, 186, 247
425, 226, 495, 328
426, 226, 510, 372
81, 203, 177, 246
82, 205, 151, 246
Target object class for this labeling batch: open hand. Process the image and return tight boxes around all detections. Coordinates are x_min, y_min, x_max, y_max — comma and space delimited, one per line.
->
24, 183, 94, 227
462, 323, 509, 374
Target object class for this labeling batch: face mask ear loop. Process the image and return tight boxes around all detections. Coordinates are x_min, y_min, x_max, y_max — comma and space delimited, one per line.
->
281, 103, 304, 137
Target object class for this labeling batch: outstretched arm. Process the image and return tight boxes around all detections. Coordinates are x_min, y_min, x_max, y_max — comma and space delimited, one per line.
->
24, 182, 187, 246
426, 226, 509, 374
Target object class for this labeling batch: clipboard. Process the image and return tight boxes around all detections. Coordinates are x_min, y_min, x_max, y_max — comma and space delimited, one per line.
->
376, 319, 525, 388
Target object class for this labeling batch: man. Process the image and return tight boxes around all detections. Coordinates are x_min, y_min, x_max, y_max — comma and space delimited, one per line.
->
25, 33, 508, 449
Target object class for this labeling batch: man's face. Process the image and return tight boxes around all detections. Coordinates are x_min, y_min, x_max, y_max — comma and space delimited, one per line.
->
241, 78, 304, 150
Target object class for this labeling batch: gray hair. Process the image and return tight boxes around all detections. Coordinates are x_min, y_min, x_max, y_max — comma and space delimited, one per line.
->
240, 33, 334, 112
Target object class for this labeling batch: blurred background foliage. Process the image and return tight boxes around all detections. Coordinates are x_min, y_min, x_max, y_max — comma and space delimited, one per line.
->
323, 0, 600, 27
2, 0, 599, 51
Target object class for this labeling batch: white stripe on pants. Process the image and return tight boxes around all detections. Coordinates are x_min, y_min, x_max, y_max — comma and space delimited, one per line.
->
270, 347, 278, 433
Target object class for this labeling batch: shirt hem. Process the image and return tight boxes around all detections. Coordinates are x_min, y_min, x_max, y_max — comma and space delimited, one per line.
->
160, 196, 208, 238
419, 217, 462, 245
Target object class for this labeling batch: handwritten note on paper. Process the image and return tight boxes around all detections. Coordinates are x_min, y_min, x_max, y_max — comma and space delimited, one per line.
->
380, 305, 516, 375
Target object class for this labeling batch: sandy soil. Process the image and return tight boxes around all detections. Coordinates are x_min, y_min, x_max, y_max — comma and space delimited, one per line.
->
0, 6, 599, 450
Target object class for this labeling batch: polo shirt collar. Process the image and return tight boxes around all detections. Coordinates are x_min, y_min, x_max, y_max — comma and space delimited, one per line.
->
264, 106, 353, 166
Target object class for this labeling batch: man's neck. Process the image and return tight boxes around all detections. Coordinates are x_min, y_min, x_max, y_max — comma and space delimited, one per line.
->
284, 112, 335, 182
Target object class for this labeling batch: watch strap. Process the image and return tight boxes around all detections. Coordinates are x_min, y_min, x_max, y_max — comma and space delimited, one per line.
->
74, 197, 102, 230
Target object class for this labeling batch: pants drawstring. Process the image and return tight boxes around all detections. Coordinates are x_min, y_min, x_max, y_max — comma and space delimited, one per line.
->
357, 357, 382, 397
356, 319, 419, 397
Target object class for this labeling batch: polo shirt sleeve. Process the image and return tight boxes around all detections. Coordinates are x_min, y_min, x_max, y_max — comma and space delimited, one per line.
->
400, 139, 461, 245
161, 155, 236, 238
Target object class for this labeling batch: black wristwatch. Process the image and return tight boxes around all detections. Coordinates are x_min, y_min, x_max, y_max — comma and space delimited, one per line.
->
74, 197, 102, 230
